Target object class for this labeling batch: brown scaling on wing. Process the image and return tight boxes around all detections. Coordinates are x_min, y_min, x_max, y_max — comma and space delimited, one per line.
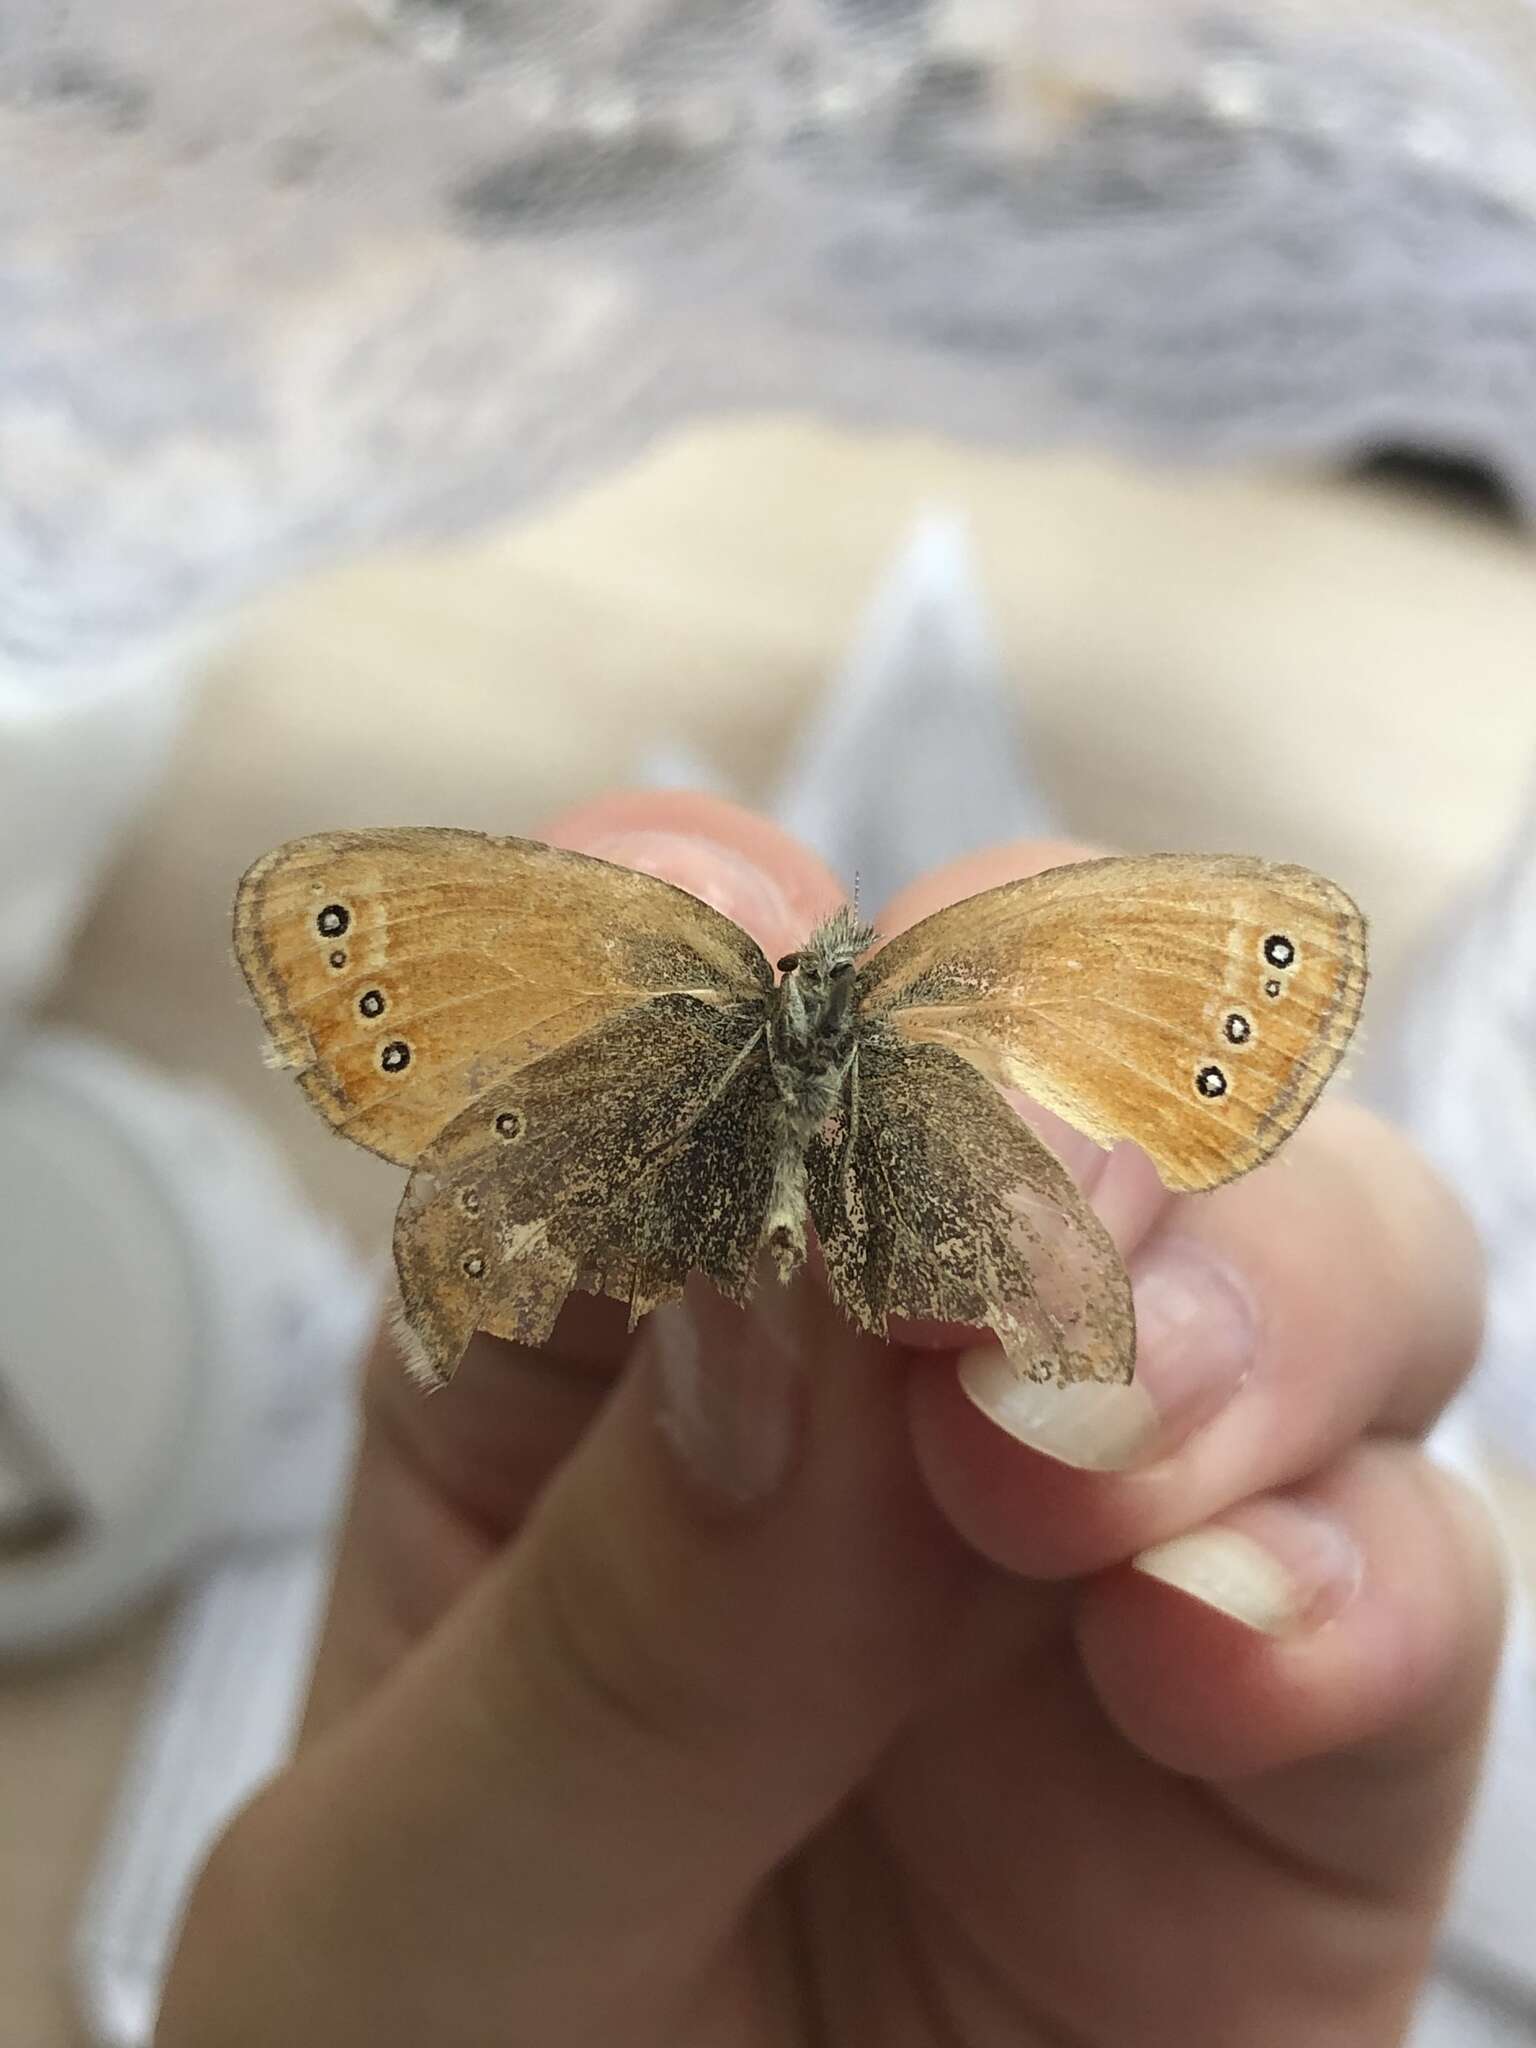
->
392, 993, 784, 1383
232, 827, 774, 1167
806, 1029, 1135, 1387
858, 854, 1367, 1194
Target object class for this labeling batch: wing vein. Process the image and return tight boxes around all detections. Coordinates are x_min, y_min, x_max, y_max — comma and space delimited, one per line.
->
995, 1007, 1242, 1131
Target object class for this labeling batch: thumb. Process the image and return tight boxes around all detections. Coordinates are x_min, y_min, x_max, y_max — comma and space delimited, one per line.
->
163, 1212, 976, 2048
458, 1279, 970, 1929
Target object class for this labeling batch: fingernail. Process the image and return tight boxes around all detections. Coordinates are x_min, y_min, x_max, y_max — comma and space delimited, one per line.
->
1134, 1496, 1362, 1635
956, 1238, 1254, 1473
583, 830, 796, 939
956, 1357, 1160, 1473
1124, 1238, 1256, 1454
648, 1277, 807, 1509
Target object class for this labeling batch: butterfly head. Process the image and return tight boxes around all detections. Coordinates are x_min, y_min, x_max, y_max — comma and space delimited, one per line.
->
775, 906, 876, 1008
790, 904, 877, 978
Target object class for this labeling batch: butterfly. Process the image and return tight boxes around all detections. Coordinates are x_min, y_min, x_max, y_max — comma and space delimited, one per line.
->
234, 830, 1366, 1388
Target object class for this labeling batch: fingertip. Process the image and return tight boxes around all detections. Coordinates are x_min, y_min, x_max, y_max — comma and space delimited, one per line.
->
1073, 1446, 1509, 1787
906, 1353, 1153, 1578
1307, 1100, 1487, 1401
877, 836, 1103, 936
542, 791, 847, 957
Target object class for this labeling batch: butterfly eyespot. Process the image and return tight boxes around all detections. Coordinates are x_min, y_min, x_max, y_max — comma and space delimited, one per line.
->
462, 1253, 486, 1280
1262, 933, 1296, 970
380, 1040, 411, 1074
358, 988, 386, 1019
316, 903, 350, 939
494, 1108, 526, 1141
327, 949, 347, 971
1223, 1012, 1252, 1045
1195, 1064, 1228, 1100
1264, 978, 1283, 999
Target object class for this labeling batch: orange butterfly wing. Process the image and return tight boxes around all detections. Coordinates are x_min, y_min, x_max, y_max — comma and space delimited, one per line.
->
860, 854, 1366, 1193
233, 828, 772, 1166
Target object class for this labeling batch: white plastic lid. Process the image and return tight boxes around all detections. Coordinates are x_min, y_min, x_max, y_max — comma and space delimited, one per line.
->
0, 1032, 369, 1652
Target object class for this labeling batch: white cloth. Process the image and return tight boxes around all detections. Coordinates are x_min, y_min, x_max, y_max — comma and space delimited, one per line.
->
0, 654, 194, 1039
5, 4, 1536, 685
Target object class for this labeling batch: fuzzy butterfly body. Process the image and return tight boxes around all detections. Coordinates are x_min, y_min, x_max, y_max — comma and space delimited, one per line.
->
234, 831, 1366, 1388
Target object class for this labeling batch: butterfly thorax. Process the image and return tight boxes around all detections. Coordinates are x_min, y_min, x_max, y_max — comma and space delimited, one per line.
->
767, 905, 877, 1145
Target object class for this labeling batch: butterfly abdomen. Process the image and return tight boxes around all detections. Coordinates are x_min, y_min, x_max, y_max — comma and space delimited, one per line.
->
762, 1132, 809, 1281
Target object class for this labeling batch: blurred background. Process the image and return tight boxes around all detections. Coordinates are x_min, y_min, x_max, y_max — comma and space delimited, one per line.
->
5, 4, 1536, 2043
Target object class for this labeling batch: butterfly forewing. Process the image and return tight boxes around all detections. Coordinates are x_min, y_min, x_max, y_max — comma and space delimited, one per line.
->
233, 828, 772, 1165
859, 855, 1366, 1193
393, 993, 780, 1381
806, 1030, 1135, 1385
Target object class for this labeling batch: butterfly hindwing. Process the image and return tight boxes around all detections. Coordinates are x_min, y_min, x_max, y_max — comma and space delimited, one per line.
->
392, 993, 782, 1381
806, 1027, 1135, 1386
233, 828, 773, 1166
859, 855, 1366, 1193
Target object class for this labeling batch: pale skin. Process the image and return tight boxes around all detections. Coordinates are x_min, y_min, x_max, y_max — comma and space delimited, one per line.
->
161, 791, 1502, 2048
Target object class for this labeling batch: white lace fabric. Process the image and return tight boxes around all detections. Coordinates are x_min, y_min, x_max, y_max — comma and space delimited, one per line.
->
4, 3, 1536, 676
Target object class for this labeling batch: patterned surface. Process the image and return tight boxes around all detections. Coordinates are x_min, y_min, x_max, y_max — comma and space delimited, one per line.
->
5, 4, 1536, 675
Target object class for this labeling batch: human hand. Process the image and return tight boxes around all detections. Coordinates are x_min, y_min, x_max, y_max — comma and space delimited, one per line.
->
160, 792, 1501, 2048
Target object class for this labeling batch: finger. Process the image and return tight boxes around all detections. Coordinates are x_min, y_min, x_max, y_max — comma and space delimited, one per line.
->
1076, 1441, 1508, 1894
876, 833, 1098, 938
545, 786, 846, 964
910, 1097, 1484, 1579
164, 1274, 982, 2046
